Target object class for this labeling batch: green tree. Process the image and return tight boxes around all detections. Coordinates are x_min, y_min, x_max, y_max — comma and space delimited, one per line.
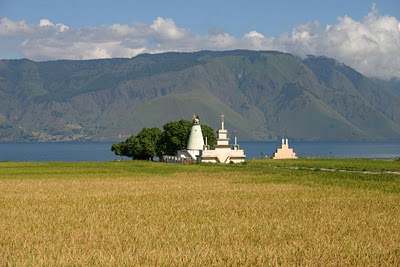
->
111, 143, 124, 159
134, 127, 162, 161
157, 120, 192, 156
111, 135, 138, 159
112, 120, 216, 160
111, 128, 161, 161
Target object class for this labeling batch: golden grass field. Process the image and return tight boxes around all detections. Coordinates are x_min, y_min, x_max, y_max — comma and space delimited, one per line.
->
1, 159, 400, 266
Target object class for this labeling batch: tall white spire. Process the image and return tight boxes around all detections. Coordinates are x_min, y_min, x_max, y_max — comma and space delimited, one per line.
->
221, 114, 225, 130
187, 114, 204, 150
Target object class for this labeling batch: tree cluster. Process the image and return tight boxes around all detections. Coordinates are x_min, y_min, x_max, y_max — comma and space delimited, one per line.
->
111, 120, 216, 161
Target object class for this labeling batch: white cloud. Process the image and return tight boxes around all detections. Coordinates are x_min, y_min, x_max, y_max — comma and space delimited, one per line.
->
150, 17, 186, 40
0, 5, 399, 80
274, 7, 400, 79
0, 17, 34, 35
244, 31, 264, 39
39, 19, 53, 27
38, 18, 69, 33
208, 33, 236, 48
242, 31, 274, 50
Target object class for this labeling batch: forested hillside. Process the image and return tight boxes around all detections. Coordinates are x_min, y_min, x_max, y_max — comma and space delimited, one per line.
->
1, 50, 400, 141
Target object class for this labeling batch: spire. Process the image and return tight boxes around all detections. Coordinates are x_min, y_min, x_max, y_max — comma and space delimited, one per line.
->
221, 114, 225, 130
192, 114, 200, 125
187, 114, 204, 150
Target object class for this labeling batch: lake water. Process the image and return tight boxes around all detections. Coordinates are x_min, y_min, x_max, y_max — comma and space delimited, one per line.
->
0, 141, 399, 162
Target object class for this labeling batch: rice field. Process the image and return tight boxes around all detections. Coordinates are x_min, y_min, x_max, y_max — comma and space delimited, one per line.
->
1, 159, 400, 266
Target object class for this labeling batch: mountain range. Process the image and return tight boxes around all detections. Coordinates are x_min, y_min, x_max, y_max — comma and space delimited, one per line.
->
1, 50, 400, 141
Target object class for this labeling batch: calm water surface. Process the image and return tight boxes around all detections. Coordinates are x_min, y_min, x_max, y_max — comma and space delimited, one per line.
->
0, 141, 399, 162
242, 141, 400, 159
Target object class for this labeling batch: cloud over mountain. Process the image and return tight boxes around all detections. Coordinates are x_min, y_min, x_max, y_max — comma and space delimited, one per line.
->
0, 5, 399, 79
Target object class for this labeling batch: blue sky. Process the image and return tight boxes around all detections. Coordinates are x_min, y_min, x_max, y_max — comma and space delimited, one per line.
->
1, 0, 400, 79
1, 0, 398, 36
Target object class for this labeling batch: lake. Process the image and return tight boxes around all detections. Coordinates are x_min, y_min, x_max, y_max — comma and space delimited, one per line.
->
0, 141, 399, 162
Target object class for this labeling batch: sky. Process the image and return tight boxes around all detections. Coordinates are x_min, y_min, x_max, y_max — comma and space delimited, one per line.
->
1, 0, 400, 80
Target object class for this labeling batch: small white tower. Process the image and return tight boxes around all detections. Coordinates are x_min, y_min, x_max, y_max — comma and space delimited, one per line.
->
187, 114, 205, 150
272, 139, 298, 159
177, 114, 205, 161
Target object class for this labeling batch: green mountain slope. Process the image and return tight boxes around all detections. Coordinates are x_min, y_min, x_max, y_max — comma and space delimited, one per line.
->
1, 50, 400, 141
373, 78, 400, 96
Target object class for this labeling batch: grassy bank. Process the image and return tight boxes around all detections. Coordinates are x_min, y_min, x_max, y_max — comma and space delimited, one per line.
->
1, 159, 400, 266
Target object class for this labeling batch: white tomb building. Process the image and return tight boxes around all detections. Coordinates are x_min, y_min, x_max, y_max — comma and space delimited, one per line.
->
272, 139, 298, 159
177, 115, 205, 161
199, 115, 246, 164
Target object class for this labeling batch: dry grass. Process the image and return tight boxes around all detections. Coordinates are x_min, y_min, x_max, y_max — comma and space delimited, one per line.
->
0, 161, 399, 266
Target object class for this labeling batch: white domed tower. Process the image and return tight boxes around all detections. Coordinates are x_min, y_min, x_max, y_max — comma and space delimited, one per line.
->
187, 114, 205, 150
177, 114, 205, 161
